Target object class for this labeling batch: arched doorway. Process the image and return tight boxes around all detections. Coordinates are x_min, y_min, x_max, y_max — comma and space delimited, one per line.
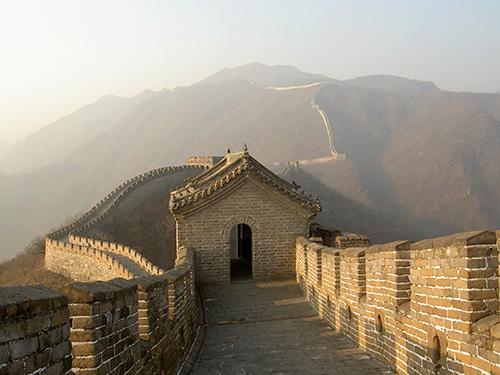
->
229, 223, 252, 280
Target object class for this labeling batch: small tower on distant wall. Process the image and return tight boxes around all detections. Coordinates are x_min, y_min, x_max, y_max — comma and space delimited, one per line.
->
186, 155, 224, 168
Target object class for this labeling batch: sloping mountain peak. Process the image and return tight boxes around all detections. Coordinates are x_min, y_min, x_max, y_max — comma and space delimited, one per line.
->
0, 94, 134, 174
131, 89, 160, 104
199, 62, 334, 87
342, 74, 439, 96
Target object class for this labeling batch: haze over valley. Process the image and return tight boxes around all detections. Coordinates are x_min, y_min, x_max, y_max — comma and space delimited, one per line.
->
1, 63, 499, 261
0, 140, 9, 158
2, 4, 500, 375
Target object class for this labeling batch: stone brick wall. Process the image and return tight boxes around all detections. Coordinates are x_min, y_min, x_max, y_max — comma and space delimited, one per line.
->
45, 238, 136, 281
187, 156, 223, 168
297, 230, 500, 374
176, 178, 311, 284
47, 166, 201, 243
44, 166, 202, 282
335, 233, 371, 248
310, 224, 341, 247
63, 279, 140, 374
0, 286, 72, 374
1, 248, 198, 375
69, 234, 164, 275
310, 224, 370, 248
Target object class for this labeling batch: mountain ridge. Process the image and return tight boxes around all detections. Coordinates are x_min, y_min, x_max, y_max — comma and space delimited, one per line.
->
0, 63, 499, 261
340, 74, 439, 96
198, 62, 335, 87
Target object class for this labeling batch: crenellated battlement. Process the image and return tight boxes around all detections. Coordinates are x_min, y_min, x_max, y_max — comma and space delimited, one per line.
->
297, 230, 500, 374
186, 155, 223, 168
2, 153, 499, 374
69, 234, 164, 276
1, 247, 197, 375
0, 165, 206, 373
45, 237, 136, 280
47, 165, 203, 241
43, 164, 204, 282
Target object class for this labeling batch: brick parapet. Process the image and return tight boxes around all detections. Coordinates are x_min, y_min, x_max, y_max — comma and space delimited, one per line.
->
62, 279, 141, 374
45, 238, 135, 281
2, 247, 198, 374
297, 230, 500, 374
310, 225, 341, 247
69, 234, 164, 276
44, 165, 203, 283
47, 165, 203, 242
135, 276, 168, 343
336, 233, 371, 248
187, 156, 223, 168
364, 240, 412, 366
0, 286, 72, 374
310, 225, 371, 249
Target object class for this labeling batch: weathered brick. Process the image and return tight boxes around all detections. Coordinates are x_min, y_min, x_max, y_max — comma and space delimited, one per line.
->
9, 336, 39, 359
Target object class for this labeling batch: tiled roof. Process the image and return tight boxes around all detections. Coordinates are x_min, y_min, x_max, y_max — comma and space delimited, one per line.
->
169, 151, 321, 214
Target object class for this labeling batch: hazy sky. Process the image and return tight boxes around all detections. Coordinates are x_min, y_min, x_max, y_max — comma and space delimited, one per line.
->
1, 0, 499, 142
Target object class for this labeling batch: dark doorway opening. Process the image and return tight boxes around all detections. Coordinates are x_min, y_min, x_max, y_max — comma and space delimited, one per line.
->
230, 224, 252, 280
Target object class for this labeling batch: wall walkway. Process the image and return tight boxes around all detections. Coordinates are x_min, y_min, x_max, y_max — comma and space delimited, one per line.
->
192, 279, 390, 374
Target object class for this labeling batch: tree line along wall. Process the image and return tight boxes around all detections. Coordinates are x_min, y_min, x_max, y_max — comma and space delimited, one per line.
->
296, 230, 500, 374
0, 247, 198, 375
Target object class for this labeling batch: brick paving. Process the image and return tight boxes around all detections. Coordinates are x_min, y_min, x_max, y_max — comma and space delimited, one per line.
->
191, 279, 392, 375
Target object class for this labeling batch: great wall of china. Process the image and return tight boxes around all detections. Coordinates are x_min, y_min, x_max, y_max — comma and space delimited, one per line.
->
297, 231, 500, 374
257, 81, 347, 163
1, 151, 499, 374
1, 165, 205, 374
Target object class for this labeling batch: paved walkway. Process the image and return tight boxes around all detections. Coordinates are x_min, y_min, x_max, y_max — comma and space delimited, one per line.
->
191, 279, 392, 375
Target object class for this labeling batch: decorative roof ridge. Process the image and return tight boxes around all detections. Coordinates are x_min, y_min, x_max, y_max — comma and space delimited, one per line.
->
193, 151, 248, 188
170, 151, 320, 213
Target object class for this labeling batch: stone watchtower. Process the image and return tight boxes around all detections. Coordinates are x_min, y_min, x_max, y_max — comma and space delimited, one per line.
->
170, 149, 321, 284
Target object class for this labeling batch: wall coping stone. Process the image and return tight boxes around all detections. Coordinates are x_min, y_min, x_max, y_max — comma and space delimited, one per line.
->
0, 285, 67, 321
164, 249, 194, 283
108, 278, 139, 291
337, 232, 370, 240
473, 314, 500, 334
491, 323, 500, 339
135, 275, 165, 292
322, 248, 341, 257
307, 243, 324, 253
410, 230, 496, 250
60, 280, 136, 303
365, 240, 412, 255
296, 236, 310, 247
340, 247, 366, 258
